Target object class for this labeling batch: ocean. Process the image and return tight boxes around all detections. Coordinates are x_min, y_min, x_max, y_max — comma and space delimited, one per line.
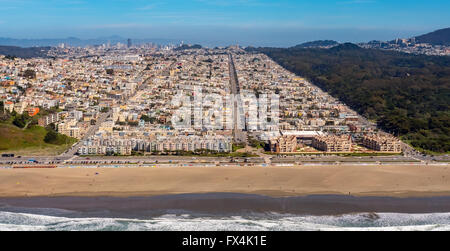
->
1, 194, 450, 231
1, 211, 450, 231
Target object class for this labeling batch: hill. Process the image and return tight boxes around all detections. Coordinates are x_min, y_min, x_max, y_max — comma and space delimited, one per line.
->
415, 28, 450, 46
0, 103, 76, 156
254, 44, 450, 153
174, 44, 203, 51
0, 123, 77, 156
292, 40, 339, 49
0, 46, 50, 58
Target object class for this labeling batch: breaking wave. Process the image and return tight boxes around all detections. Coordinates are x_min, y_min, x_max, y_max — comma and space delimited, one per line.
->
1, 211, 450, 231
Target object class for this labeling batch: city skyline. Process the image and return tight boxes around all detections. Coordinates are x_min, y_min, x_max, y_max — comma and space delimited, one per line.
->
0, 0, 449, 47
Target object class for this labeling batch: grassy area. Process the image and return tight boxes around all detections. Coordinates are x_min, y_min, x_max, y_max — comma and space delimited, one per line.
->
248, 137, 267, 150
336, 152, 402, 157
232, 143, 246, 152
0, 123, 76, 156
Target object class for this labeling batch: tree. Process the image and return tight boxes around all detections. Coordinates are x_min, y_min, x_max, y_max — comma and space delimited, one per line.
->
44, 130, 58, 144
13, 113, 32, 129
22, 69, 36, 79
0, 101, 10, 121
45, 123, 56, 131
100, 107, 110, 113
128, 121, 139, 127
140, 114, 156, 123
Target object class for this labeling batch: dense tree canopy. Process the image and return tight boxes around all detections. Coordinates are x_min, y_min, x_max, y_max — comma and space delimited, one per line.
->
12, 113, 33, 129
0, 46, 50, 58
22, 69, 36, 79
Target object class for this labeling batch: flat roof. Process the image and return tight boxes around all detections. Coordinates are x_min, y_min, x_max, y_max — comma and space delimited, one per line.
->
281, 131, 326, 136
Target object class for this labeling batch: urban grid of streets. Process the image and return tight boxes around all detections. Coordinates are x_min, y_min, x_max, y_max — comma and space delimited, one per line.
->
0, 44, 445, 167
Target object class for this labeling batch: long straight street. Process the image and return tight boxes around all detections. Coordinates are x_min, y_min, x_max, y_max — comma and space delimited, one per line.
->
228, 53, 248, 145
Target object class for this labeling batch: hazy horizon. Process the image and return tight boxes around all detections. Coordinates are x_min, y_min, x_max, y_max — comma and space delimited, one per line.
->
0, 27, 440, 48
0, 0, 449, 47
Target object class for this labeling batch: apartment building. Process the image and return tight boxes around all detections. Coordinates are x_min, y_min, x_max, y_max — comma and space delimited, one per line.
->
58, 119, 81, 139
312, 134, 352, 152
38, 113, 61, 127
3, 101, 14, 113
78, 135, 232, 155
270, 135, 298, 153
362, 135, 402, 153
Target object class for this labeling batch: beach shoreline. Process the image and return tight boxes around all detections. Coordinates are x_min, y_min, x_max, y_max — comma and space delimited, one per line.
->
0, 164, 449, 199
2, 194, 450, 217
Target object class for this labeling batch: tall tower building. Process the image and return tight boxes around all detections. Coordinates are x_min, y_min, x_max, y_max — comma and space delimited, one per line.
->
127, 39, 132, 48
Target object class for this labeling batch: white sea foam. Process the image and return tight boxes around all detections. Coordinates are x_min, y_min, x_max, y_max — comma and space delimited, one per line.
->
1, 211, 450, 231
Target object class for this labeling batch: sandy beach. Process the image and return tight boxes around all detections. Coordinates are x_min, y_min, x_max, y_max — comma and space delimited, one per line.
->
0, 164, 449, 198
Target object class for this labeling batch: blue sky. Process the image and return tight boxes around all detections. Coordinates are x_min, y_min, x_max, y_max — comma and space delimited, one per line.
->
0, 0, 449, 46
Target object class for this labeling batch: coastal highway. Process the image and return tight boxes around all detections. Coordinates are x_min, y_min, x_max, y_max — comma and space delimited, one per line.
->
0, 156, 264, 167
1, 154, 444, 168
229, 53, 248, 144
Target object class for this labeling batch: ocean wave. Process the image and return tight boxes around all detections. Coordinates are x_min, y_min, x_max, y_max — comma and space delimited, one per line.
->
1, 211, 450, 231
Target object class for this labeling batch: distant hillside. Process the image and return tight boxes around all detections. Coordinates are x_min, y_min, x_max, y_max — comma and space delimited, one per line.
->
0, 46, 50, 58
0, 36, 180, 47
415, 28, 450, 46
328, 43, 361, 51
254, 44, 450, 153
292, 40, 339, 49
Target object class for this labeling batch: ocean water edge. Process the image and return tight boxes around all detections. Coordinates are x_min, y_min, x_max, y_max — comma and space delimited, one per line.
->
1, 194, 450, 231
1, 210, 450, 231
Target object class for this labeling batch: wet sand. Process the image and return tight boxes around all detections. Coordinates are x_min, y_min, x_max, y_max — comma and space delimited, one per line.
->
0, 164, 449, 198
2, 194, 450, 216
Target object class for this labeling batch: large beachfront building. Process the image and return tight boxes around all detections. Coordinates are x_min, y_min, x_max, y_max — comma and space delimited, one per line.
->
77, 142, 133, 156
270, 135, 298, 153
362, 135, 402, 153
78, 135, 233, 155
312, 135, 352, 152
